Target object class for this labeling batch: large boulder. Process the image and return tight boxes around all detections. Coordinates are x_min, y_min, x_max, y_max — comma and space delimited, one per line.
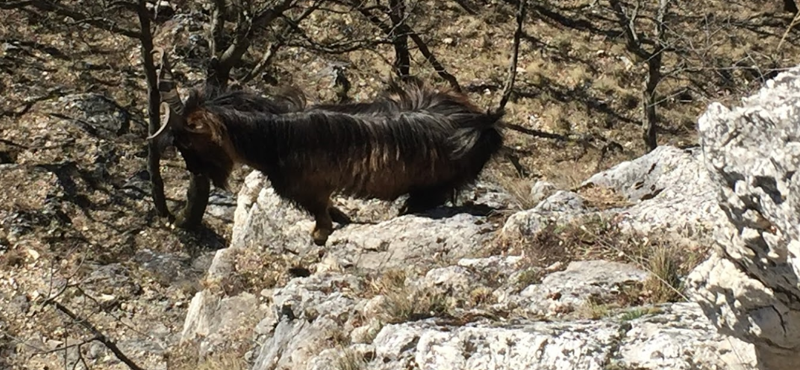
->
687, 65, 800, 369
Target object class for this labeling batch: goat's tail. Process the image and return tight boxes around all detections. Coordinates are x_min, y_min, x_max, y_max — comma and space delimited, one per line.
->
448, 108, 505, 162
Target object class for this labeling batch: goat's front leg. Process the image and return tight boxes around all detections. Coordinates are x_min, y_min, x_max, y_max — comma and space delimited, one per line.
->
301, 196, 335, 246
311, 210, 333, 246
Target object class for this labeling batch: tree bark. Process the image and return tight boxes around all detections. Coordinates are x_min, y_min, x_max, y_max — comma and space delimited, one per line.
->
389, 0, 411, 77
137, 0, 170, 218
499, 0, 526, 110
642, 57, 661, 152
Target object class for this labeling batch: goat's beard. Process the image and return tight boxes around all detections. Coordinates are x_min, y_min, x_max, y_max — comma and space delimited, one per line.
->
174, 143, 235, 191
150, 130, 175, 156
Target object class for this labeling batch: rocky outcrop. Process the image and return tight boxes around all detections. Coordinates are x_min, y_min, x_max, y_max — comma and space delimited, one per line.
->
686, 66, 800, 369
228, 171, 503, 271
368, 301, 753, 370
180, 139, 762, 369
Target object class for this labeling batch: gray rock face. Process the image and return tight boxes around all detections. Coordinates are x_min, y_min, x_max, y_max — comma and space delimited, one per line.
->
687, 65, 800, 368
251, 272, 364, 370
518, 260, 650, 317
500, 190, 590, 240
230, 171, 499, 271
582, 145, 722, 239
368, 302, 755, 370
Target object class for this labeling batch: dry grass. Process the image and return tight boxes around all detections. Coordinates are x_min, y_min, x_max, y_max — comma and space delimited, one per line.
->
575, 296, 613, 320
166, 340, 249, 370
497, 214, 709, 306
360, 267, 456, 323
575, 184, 633, 210
619, 306, 663, 321
492, 172, 537, 210
334, 347, 369, 370
380, 283, 453, 324
361, 268, 409, 299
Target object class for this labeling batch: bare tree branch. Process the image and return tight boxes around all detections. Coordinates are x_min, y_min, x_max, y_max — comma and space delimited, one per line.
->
499, 0, 526, 110
8, 0, 141, 39
136, 0, 170, 218
241, 0, 323, 84
610, 0, 671, 152
389, 0, 411, 77
46, 300, 145, 370
407, 32, 462, 92
354, 2, 461, 91
209, 0, 228, 56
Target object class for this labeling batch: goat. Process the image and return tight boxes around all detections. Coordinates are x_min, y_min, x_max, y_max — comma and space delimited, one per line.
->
149, 51, 506, 246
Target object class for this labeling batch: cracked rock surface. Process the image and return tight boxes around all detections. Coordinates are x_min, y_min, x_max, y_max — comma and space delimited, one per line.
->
687, 65, 800, 369
180, 147, 760, 369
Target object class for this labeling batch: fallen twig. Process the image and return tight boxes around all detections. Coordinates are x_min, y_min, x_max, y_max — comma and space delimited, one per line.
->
43, 299, 145, 370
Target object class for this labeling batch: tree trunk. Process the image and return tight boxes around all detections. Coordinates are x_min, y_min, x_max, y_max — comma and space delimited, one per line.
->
499, 0, 526, 110
389, 0, 410, 77
642, 51, 662, 152
137, 1, 170, 218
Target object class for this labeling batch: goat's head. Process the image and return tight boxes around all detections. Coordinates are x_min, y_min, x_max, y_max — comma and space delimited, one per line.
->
148, 50, 237, 189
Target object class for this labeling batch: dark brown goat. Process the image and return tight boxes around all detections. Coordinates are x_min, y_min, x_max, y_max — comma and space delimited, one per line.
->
149, 52, 505, 246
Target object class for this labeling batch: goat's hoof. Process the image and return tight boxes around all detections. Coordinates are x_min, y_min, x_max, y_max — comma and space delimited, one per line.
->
311, 229, 330, 246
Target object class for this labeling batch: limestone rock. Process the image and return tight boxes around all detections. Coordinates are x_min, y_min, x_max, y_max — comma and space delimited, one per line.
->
368, 302, 756, 370
229, 171, 501, 271
518, 260, 650, 317
581, 145, 722, 239
500, 190, 589, 240
687, 65, 800, 368
529, 180, 557, 206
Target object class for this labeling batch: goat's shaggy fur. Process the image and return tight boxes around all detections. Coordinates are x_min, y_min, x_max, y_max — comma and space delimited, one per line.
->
158, 76, 505, 246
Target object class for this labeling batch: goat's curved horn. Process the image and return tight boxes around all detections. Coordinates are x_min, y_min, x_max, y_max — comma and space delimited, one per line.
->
157, 51, 184, 114
146, 50, 185, 142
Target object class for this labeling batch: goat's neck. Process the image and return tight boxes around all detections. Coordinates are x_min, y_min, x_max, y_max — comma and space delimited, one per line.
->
223, 116, 283, 174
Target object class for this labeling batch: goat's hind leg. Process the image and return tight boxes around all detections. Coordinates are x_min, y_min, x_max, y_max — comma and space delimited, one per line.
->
329, 205, 352, 225
398, 187, 451, 215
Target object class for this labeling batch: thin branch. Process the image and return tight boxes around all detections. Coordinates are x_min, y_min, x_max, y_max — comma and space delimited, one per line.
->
0, 1, 35, 9
0, 87, 66, 118
499, 0, 526, 110
14, 0, 141, 39
407, 32, 461, 92
0, 138, 29, 149
241, 0, 322, 84
355, 2, 461, 91
503, 122, 572, 141
209, 0, 227, 56
46, 300, 145, 370
35, 337, 97, 356
213, 0, 297, 85
609, 0, 649, 60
